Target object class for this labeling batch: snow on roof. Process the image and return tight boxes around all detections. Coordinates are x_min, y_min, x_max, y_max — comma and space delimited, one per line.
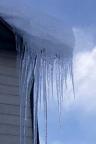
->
0, 1, 75, 57
0, 2, 75, 144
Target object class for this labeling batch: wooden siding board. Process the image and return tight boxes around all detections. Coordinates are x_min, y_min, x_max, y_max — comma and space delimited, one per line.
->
0, 56, 17, 68
0, 125, 32, 137
0, 135, 32, 144
0, 75, 19, 86
0, 103, 20, 116
0, 114, 32, 127
0, 49, 16, 57
0, 50, 32, 144
0, 103, 31, 118
0, 84, 19, 95
0, 66, 18, 77
0, 94, 19, 105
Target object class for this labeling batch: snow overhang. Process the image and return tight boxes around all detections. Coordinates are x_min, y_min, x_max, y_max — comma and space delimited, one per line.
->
0, 10, 75, 59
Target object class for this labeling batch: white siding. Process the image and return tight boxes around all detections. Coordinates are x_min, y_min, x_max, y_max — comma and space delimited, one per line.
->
0, 50, 32, 144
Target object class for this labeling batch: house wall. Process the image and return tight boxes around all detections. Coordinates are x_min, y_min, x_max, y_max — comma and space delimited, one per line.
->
0, 50, 32, 144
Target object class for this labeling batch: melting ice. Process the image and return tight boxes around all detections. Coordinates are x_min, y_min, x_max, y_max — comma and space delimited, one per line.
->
16, 32, 75, 144
0, 5, 75, 144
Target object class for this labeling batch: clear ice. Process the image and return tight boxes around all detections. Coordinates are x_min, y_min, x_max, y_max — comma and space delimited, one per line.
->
15, 32, 75, 144
0, 7, 75, 144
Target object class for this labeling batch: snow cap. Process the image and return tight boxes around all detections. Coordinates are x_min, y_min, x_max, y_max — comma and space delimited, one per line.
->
0, 0, 75, 58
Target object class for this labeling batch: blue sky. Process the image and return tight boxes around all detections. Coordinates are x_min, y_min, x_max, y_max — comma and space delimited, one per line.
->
31, 0, 96, 26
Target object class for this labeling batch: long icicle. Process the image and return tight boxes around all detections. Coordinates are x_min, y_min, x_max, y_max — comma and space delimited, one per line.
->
16, 35, 74, 144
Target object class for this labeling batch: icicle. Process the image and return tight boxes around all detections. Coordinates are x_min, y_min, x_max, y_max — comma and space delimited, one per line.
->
16, 33, 75, 144
42, 58, 48, 144
34, 55, 40, 144
15, 34, 34, 144
69, 60, 75, 99
15, 34, 25, 144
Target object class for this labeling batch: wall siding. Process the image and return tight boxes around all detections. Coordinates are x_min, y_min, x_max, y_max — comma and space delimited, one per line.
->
0, 50, 32, 144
